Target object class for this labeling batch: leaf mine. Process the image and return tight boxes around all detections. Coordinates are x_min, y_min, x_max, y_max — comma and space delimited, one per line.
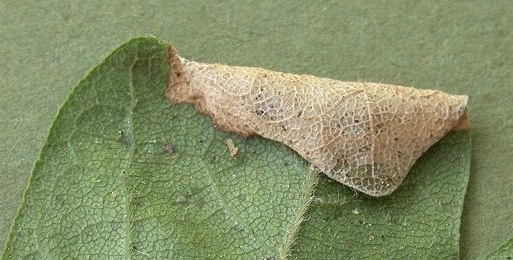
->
164, 46, 468, 197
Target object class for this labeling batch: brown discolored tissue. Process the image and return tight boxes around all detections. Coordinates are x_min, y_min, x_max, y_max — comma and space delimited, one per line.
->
165, 45, 468, 197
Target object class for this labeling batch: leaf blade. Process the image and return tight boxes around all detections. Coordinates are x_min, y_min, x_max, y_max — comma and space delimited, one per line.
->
2, 37, 471, 259
290, 131, 471, 259
2, 36, 318, 260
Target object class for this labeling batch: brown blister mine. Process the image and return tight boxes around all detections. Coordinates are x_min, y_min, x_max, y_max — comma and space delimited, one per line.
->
165, 46, 469, 197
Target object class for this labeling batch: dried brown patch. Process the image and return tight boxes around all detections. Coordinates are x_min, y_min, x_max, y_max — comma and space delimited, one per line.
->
164, 45, 469, 197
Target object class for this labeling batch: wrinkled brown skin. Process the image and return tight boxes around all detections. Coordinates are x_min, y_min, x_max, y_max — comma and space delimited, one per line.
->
165, 46, 469, 197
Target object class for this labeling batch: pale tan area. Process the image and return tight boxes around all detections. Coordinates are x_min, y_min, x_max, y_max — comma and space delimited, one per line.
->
165, 46, 468, 197
225, 138, 238, 158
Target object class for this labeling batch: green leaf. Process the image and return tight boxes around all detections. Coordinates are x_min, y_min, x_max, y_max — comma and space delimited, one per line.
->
2, 37, 315, 259
2, 37, 471, 259
291, 131, 470, 259
2, 2, 512, 258
486, 238, 513, 259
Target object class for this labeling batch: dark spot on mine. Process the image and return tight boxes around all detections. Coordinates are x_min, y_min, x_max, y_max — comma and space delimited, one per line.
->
281, 125, 287, 131
256, 109, 265, 115
296, 111, 303, 117
130, 243, 139, 251
394, 137, 399, 142
176, 72, 181, 77
355, 119, 360, 123
374, 122, 385, 134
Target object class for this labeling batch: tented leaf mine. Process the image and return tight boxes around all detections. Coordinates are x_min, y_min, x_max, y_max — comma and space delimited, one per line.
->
164, 46, 468, 197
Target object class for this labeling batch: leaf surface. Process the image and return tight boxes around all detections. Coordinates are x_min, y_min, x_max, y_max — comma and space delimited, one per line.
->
486, 238, 513, 259
291, 131, 470, 259
2, 37, 471, 259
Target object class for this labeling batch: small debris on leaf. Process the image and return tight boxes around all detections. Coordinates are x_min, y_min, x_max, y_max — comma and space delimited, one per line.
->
225, 138, 238, 158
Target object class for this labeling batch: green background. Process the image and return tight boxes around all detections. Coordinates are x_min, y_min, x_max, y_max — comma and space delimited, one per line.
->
0, 1, 511, 258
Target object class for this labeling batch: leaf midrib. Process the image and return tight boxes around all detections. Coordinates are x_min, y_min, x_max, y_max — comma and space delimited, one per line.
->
279, 169, 319, 260
197, 130, 320, 259
119, 52, 321, 259
121, 54, 139, 260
